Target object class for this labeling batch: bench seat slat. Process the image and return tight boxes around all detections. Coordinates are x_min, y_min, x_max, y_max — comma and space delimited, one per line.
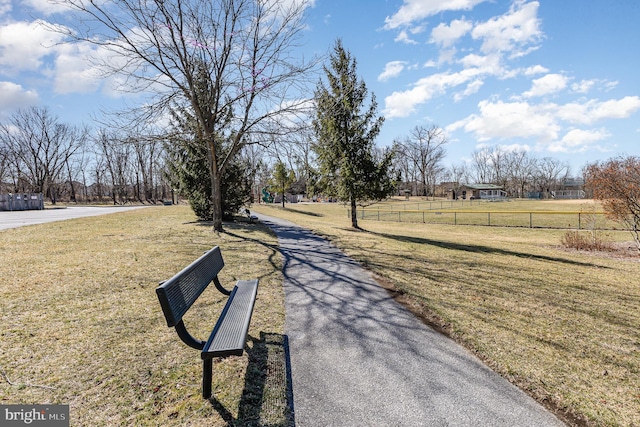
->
201, 279, 258, 359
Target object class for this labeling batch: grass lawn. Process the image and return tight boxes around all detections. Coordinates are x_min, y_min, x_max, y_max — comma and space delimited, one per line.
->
0, 206, 288, 426
252, 200, 640, 427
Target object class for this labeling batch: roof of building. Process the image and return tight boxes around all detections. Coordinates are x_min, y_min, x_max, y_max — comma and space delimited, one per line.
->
459, 183, 504, 190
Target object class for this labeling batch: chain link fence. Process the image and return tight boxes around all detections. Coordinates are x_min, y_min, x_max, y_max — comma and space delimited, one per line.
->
352, 207, 621, 230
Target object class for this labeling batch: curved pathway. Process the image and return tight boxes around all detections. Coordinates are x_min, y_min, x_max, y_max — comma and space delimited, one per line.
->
257, 213, 564, 427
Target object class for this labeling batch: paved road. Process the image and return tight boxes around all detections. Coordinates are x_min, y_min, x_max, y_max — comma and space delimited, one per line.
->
257, 214, 565, 427
0, 206, 150, 230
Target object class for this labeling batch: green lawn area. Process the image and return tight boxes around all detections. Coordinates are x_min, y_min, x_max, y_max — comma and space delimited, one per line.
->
0, 206, 288, 426
252, 199, 640, 427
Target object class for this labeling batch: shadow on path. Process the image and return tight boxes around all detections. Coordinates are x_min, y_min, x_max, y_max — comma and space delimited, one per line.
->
256, 213, 566, 427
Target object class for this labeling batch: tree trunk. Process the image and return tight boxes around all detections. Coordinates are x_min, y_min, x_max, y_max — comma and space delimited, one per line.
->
281, 183, 286, 208
351, 197, 358, 228
211, 170, 223, 231
206, 138, 224, 232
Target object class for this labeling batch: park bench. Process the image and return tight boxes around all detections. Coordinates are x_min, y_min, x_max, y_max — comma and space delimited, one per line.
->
155, 246, 258, 399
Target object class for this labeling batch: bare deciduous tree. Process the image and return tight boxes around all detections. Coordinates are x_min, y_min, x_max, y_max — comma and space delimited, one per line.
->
395, 125, 447, 197
53, 0, 317, 230
0, 140, 10, 192
0, 107, 87, 203
471, 147, 493, 184
586, 156, 640, 250
96, 130, 134, 205
534, 157, 569, 199
505, 150, 537, 198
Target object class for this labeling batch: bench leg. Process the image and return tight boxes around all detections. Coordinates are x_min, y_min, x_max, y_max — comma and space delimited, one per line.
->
203, 359, 212, 399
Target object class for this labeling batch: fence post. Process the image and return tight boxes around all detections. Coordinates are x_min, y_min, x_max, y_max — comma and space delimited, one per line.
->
488, 212, 491, 226
398, 211, 401, 222
530, 212, 532, 228
423, 211, 425, 223
454, 212, 457, 226
578, 213, 581, 230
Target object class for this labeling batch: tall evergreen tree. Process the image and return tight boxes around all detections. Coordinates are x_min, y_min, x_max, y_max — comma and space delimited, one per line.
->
313, 40, 395, 228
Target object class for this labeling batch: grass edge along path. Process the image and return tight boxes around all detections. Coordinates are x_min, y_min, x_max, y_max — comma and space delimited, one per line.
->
0, 205, 291, 427
252, 202, 640, 427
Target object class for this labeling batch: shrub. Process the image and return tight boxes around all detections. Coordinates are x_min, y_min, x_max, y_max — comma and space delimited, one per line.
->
561, 231, 614, 251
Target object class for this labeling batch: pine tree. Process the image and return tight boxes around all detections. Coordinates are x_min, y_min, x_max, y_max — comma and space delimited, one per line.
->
166, 64, 254, 221
270, 160, 296, 208
313, 40, 395, 228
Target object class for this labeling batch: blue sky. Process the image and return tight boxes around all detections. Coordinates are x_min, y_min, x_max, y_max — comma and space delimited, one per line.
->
1, 0, 639, 176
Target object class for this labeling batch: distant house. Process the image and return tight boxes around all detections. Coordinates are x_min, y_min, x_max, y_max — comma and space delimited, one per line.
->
452, 184, 506, 200
552, 177, 585, 199
437, 181, 458, 198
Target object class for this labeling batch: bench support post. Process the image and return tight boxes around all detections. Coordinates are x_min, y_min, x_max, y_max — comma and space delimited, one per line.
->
203, 359, 213, 399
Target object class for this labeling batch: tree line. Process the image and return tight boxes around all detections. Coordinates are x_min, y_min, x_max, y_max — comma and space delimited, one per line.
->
0, 106, 172, 205
391, 125, 583, 199
0, 104, 582, 208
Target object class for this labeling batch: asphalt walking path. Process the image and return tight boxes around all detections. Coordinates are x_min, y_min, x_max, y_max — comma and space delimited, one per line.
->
0, 206, 150, 230
257, 213, 565, 427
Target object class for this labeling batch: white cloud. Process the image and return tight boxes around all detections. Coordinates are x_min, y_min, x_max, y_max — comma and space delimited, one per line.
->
384, 0, 487, 30
384, 67, 491, 117
556, 96, 640, 125
437, 47, 458, 64
0, 82, 39, 114
453, 79, 484, 102
53, 42, 103, 94
394, 29, 418, 45
523, 65, 548, 76
0, 20, 66, 75
378, 61, 408, 82
594, 96, 640, 119
571, 79, 618, 94
471, 1, 542, 55
448, 99, 560, 142
22, 0, 74, 15
604, 80, 619, 91
550, 128, 611, 153
430, 19, 473, 47
447, 96, 640, 153
384, 53, 506, 117
458, 52, 502, 72
571, 79, 596, 94
383, 1, 546, 119
522, 73, 568, 98
0, 0, 11, 18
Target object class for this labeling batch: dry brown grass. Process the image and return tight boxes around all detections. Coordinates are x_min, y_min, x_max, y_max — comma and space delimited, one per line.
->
0, 206, 287, 426
253, 201, 640, 427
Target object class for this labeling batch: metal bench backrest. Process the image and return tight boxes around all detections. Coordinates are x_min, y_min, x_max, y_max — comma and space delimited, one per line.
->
156, 246, 225, 327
